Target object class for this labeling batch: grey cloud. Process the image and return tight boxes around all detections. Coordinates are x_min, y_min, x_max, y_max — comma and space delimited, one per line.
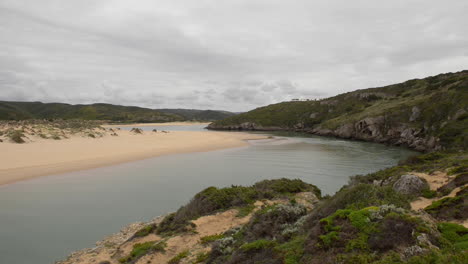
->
0, 0, 467, 111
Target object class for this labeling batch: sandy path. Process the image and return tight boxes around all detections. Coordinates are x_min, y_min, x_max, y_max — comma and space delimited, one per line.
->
410, 171, 453, 190
411, 186, 463, 211
0, 130, 265, 186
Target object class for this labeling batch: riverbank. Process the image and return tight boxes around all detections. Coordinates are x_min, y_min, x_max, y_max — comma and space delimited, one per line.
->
0, 129, 265, 186
103, 122, 210, 128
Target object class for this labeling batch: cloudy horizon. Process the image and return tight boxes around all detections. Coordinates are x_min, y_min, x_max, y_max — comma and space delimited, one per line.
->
0, 0, 467, 112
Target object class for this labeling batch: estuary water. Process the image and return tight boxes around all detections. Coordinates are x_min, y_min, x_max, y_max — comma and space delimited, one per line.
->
0, 131, 416, 264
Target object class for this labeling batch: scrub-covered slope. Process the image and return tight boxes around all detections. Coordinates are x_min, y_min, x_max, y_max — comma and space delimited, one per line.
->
209, 71, 468, 151
58, 152, 468, 264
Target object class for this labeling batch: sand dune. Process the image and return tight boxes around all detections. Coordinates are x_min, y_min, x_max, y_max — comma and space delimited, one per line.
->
0, 130, 265, 186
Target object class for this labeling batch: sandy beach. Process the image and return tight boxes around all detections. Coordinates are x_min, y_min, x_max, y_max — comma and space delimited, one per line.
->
103, 122, 210, 127
0, 128, 265, 186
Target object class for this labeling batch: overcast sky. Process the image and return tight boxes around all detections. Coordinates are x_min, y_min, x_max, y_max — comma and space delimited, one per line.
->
0, 0, 467, 111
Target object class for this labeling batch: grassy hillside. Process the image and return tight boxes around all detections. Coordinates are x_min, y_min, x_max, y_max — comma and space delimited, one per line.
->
156, 108, 236, 121
209, 71, 468, 151
0, 102, 175, 123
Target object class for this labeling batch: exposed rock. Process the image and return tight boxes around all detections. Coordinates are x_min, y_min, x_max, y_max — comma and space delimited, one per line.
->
354, 116, 385, 138
294, 122, 304, 129
453, 108, 467, 120
409, 106, 421, 122
393, 174, 429, 195
402, 245, 427, 259
309, 112, 318, 119
335, 123, 354, 138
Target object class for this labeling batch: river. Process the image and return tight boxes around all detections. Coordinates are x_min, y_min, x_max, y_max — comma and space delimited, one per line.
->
0, 126, 416, 264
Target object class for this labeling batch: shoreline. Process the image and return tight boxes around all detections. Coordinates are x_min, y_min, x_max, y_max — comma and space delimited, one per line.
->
0, 130, 266, 186
103, 121, 210, 127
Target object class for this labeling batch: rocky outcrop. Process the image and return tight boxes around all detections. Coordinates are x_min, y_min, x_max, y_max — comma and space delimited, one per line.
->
310, 116, 441, 151
208, 115, 442, 152
207, 122, 284, 131
393, 174, 429, 195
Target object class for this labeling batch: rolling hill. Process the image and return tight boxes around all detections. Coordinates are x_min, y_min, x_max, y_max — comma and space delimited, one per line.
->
0, 101, 236, 123
208, 70, 468, 151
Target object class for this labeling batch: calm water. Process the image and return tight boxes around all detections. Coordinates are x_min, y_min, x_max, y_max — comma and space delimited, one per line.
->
0, 133, 416, 264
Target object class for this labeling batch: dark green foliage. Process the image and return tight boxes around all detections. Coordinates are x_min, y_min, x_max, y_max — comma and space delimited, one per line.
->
156, 178, 319, 236
118, 241, 166, 264
243, 204, 307, 242
438, 173, 468, 195
132, 224, 157, 239
425, 187, 468, 221
200, 233, 225, 244
307, 184, 409, 223
168, 250, 189, 264
253, 178, 322, 199
193, 252, 209, 263
368, 214, 416, 252
0, 101, 235, 122
437, 222, 468, 250
0, 101, 184, 123
421, 188, 437, 198
236, 204, 255, 217
240, 239, 278, 251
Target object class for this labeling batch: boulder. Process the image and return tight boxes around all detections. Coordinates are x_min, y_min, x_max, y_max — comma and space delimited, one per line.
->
393, 174, 428, 195
335, 123, 354, 138
409, 106, 421, 122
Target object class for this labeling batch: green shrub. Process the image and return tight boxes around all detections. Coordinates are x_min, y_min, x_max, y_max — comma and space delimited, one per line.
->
8, 130, 25, 143
168, 250, 189, 264
118, 241, 166, 264
236, 204, 255, 217
240, 239, 277, 251
425, 188, 467, 220
133, 224, 156, 238
421, 188, 437, 198
200, 234, 225, 244
193, 252, 209, 263
275, 236, 306, 264
157, 179, 320, 236
438, 222, 468, 250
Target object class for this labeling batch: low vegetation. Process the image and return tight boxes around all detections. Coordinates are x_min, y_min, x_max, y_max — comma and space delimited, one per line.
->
153, 178, 320, 236
118, 241, 166, 264
7, 129, 26, 143
168, 250, 189, 264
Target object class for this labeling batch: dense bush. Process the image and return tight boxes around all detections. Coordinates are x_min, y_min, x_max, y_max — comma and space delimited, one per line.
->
425, 187, 468, 221
118, 241, 166, 264
156, 178, 320, 236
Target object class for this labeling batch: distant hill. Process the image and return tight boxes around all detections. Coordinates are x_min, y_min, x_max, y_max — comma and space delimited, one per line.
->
0, 101, 236, 123
0, 101, 184, 123
209, 70, 468, 151
156, 108, 236, 121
